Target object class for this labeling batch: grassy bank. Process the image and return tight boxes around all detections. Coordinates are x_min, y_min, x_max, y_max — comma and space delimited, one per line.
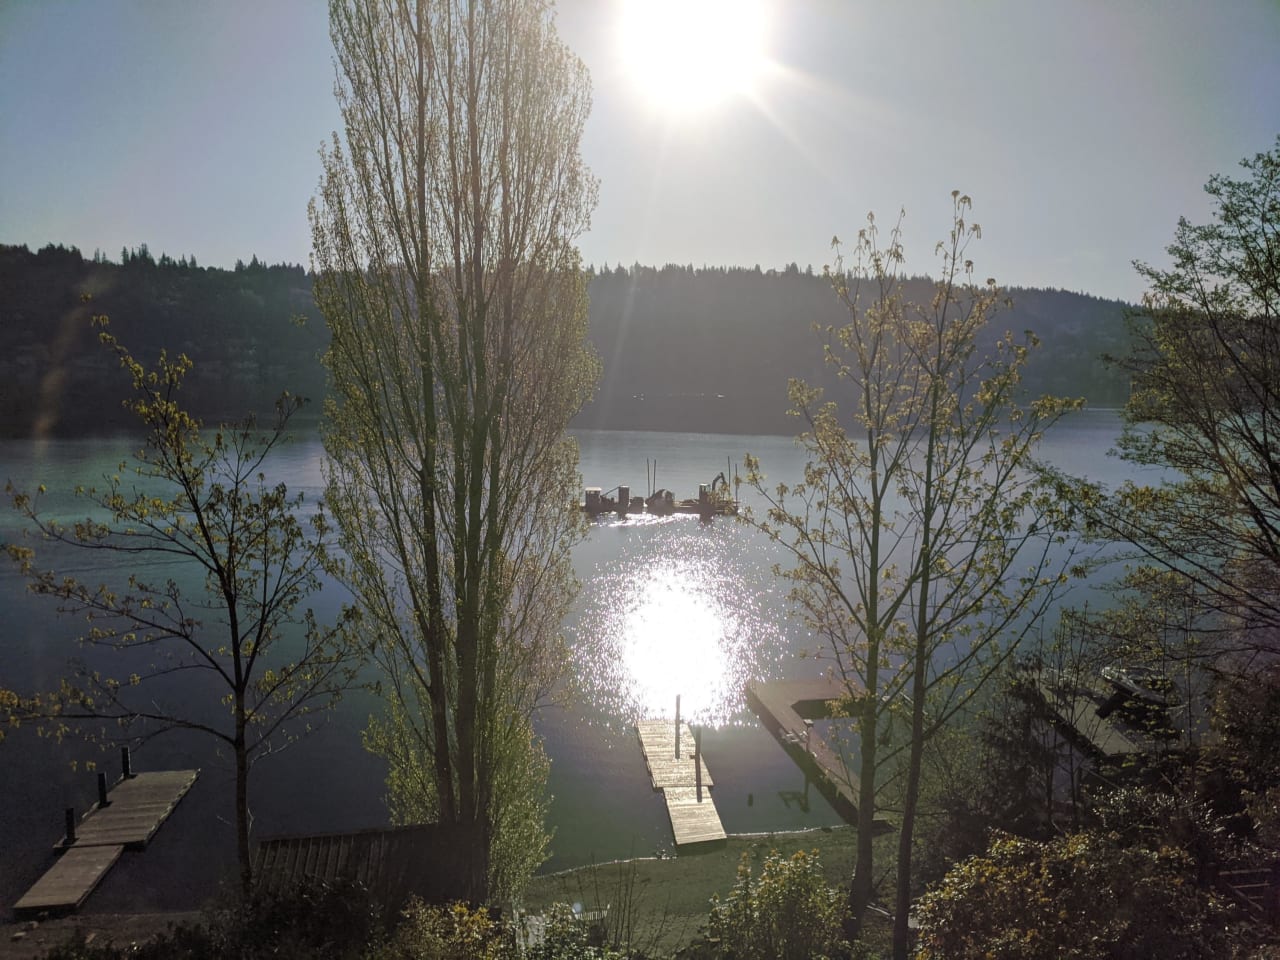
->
523, 826, 891, 957
0, 828, 889, 960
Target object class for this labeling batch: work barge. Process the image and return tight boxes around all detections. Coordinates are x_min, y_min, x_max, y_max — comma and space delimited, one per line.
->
583, 483, 737, 520
584, 460, 740, 520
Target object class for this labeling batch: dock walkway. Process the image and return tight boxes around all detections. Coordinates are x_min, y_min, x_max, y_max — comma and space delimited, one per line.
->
14, 769, 198, 917
635, 720, 725, 849
746, 677, 893, 833
1028, 669, 1143, 758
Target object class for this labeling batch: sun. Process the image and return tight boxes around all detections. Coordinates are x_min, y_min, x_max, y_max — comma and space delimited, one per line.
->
617, 0, 770, 116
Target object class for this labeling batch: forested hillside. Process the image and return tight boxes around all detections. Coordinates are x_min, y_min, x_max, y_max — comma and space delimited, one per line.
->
0, 243, 326, 435
0, 244, 1132, 437
580, 263, 1132, 434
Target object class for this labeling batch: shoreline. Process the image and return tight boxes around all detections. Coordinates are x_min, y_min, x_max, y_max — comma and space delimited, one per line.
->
522, 826, 866, 957
0, 826, 866, 959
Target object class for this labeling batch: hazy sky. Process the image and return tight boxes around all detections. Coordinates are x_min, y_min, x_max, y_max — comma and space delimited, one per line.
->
2, 0, 1277, 302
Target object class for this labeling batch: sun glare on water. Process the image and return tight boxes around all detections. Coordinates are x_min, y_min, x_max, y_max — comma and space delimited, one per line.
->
573, 525, 785, 727
619, 564, 732, 717
618, 0, 771, 116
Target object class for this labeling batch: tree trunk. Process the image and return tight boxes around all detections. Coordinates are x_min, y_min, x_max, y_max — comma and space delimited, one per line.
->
235, 714, 252, 898
847, 690, 879, 937
893, 670, 928, 959
894, 369, 939, 959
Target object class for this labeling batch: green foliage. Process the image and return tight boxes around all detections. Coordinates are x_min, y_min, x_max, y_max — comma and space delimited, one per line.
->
1057, 136, 1280, 631
915, 830, 1238, 960
742, 196, 1082, 953
371, 900, 505, 960
369, 900, 622, 960
703, 849, 848, 960
578, 266, 1131, 435
207, 878, 383, 959
1208, 666, 1280, 796
0, 242, 1131, 440
524, 903, 624, 960
314, 0, 597, 905
0, 686, 42, 742
0, 243, 321, 436
366, 703, 553, 904
1202, 665, 1280, 848
35, 894, 638, 960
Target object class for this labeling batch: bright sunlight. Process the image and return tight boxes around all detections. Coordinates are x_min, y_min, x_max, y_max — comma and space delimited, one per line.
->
620, 563, 732, 720
617, 0, 770, 115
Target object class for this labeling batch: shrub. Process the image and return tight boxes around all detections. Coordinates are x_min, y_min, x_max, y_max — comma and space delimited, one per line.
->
703, 849, 848, 960
522, 902, 624, 960
369, 900, 623, 960
914, 831, 1239, 960
370, 899, 505, 960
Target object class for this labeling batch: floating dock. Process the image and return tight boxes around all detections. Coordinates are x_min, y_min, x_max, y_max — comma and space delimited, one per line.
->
746, 677, 893, 833
1022, 669, 1144, 759
14, 768, 198, 917
635, 719, 725, 849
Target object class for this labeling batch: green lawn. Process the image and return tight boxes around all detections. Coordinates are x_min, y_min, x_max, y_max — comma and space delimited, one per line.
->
522, 827, 892, 958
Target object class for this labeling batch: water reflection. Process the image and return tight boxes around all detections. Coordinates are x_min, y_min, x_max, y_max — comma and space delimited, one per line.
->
571, 518, 786, 727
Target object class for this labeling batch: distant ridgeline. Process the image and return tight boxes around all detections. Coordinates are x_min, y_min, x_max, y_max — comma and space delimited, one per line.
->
0, 245, 1133, 438
0, 243, 325, 436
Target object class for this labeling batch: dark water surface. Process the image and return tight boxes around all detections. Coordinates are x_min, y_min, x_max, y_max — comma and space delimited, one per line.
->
0, 413, 1135, 910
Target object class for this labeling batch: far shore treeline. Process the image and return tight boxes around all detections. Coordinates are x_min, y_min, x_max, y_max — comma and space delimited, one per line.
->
0, 242, 1132, 437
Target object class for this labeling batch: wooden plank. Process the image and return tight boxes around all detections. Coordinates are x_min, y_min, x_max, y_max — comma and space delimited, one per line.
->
635, 720, 725, 850
635, 720, 714, 789
14, 768, 199, 917
1033, 672, 1142, 758
74, 770, 198, 849
664, 786, 727, 846
14, 844, 124, 915
745, 678, 895, 832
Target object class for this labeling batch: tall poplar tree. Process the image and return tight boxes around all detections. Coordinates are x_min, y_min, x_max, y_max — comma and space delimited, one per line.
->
310, 0, 597, 903
745, 196, 1078, 956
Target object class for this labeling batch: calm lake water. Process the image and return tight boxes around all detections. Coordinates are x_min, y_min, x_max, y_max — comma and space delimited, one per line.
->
0, 411, 1141, 911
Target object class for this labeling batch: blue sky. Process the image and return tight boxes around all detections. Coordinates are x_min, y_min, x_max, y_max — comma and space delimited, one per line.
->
2, 0, 1277, 302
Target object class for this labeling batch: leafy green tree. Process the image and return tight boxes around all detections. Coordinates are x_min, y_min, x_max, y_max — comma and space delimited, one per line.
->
1047, 139, 1280, 877
744, 196, 1079, 956
1062, 137, 1280, 637
5, 323, 356, 893
312, 0, 598, 904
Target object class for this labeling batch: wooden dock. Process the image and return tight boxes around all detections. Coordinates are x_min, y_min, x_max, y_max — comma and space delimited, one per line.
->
746, 677, 893, 833
1027, 670, 1143, 758
635, 720, 726, 849
14, 769, 198, 917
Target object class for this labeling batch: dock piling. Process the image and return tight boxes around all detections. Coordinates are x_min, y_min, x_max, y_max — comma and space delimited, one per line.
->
695, 727, 703, 802
674, 695, 681, 759
97, 772, 110, 808
121, 746, 133, 779
19, 769, 199, 917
